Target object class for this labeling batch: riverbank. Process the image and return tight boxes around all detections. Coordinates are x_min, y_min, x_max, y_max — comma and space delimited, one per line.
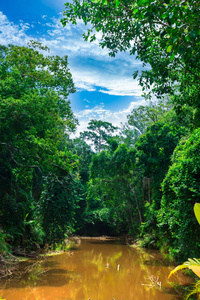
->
0, 236, 195, 300
0, 237, 193, 300
0, 236, 126, 280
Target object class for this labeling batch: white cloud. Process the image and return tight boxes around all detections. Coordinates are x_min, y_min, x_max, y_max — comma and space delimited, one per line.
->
0, 12, 145, 97
73, 99, 148, 137
71, 66, 143, 96
0, 12, 31, 45
0, 10, 153, 148
0, 11, 149, 137
83, 99, 92, 103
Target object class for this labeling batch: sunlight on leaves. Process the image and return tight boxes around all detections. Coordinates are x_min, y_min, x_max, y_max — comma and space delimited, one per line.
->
194, 203, 200, 225
168, 258, 200, 279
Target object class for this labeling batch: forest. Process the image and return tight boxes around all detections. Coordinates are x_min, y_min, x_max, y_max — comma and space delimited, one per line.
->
0, 0, 200, 271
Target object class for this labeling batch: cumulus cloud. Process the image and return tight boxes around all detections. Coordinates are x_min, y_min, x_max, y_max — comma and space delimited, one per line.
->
73, 99, 148, 136
0, 12, 31, 45
0, 12, 144, 97
0, 11, 148, 137
70, 66, 143, 96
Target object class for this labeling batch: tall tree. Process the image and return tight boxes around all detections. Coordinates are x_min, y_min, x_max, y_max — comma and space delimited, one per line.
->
67, 137, 94, 184
135, 121, 186, 249
81, 119, 118, 153
128, 99, 173, 135
86, 144, 143, 235
0, 42, 78, 248
135, 121, 186, 207
158, 129, 200, 260
62, 0, 200, 126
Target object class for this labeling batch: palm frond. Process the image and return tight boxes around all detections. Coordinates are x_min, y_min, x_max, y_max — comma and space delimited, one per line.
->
168, 258, 200, 279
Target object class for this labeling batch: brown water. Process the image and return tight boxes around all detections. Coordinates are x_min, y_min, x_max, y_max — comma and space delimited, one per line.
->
0, 238, 191, 300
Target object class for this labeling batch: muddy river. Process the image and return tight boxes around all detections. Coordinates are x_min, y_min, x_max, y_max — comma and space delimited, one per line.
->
0, 238, 191, 300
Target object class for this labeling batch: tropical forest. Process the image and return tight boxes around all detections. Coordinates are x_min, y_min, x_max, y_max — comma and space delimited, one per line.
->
0, 0, 200, 299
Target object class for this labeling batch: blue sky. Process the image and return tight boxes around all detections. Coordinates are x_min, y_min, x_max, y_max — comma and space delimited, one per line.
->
0, 0, 147, 135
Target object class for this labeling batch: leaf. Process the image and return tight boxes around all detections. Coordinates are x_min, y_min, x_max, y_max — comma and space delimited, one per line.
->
169, 258, 200, 279
185, 35, 191, 42
161, 13, 168, 19
194, 203, 200, 225
138, 0, 149, 5
167, 45, 173, 53
115, 0, 120, 7
191, 266, 200, 278
132, 8, 139, 14
168, 264, 188, 278
170, 53, 175, 60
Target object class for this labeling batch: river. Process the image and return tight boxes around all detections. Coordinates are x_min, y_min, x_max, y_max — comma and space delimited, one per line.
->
0, 238, 191, 300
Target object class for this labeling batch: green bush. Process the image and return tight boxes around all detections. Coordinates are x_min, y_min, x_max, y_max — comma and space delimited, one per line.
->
158, 129, 200, 261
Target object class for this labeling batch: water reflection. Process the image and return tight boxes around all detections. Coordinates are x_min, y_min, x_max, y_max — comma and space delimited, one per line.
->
0, 238, 191, 300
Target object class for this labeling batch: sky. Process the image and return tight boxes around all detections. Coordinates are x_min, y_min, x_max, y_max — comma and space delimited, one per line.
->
0, 0, 148, 136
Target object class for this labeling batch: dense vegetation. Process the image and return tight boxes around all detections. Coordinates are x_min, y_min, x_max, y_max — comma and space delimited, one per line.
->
0, 42, 80, 250
0, 0, 200, 267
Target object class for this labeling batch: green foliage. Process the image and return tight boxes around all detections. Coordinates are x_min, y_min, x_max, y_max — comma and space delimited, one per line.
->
169, 258, 200, 279
135, 121, 181, 205
81, 119, 118, 153
61, 0, 200, 259
168, 205, 200, 299
194, 203, 200, 225
158, 129, 200, 260
139, 201, 159, 249
186, 283, 200, 300
134, 121, 186, 249
0, 7, 199, 270
84, 182, 114, 235
68, 137, 94, 184
118, 123, 140, 148
86, 144, 143, 235
128, 99, 173, 135
41, 175, 80, 245
0, 42, 79, 249
0, 230, 9, 254
0, 43, 77, 186
62, 0, 200, 126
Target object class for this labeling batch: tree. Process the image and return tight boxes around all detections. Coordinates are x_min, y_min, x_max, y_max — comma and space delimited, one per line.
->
0, 42, 78, 249
127, 99, 173, 135
62, 0, 200, 126
41, 175, 82, 245
135, 121, 181, 205
118, 122, 140, 148
81, 119, 118, 153
157, 128, 200, 260
86, 144, 143, 235
0, 42, 77, 176
67, 137, 94, 184
168, 203, 200, 299
134, 122, 186, 249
